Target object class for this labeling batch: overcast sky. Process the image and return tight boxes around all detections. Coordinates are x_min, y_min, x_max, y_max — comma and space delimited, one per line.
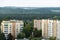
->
0, 0, 60, 7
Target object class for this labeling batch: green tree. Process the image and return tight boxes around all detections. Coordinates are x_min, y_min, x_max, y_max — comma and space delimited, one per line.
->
23, 23, 33, 38
17, 32, 25, 39
7, 33, 13, 40
49, 37, 56, 40
3, 16, 10, 20
33, 28, 42, 37
0, 33, 6, 40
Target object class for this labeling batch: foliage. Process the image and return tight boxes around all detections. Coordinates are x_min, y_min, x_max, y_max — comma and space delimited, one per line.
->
0, 7, 60, 22
23, 21, 33, 38
49, 37, 56, 40
7, 33, 13, 40
29, 35, 33, 40
17, 32, 25, 39
3, 16, 11, 20
53, 16, 60, 19
31, 37, 41, 40
33, 28, 42, 37
0, 33, 6, 40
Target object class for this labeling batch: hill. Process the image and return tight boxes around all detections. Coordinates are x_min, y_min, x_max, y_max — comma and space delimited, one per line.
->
0, 7, 60, 14
0, 7, 60, 21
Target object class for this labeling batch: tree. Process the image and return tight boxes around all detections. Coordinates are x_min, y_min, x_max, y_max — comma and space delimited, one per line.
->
33, 28, 42, 37
7, 33, 13, 40
0, 33, 6, 40
29, 35, 33, 40
17, 32, 25, 39
3, 16, 10, 20
23, 23, 33, 38
49, 37, 56, 40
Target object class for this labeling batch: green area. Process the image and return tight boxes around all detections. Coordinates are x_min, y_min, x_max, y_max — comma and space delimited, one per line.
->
17, 32, 25, 39
0, 33, 6, 40
31, 38, 41, 40
48, 37, 56, 40
0, 7, 60, 22
53, 16, 60, 19
7, 33, 13, 40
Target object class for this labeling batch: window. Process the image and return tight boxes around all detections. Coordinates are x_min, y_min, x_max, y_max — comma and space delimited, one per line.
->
35, 24, 37, 27
4, 31, 8, 32
4, 29, 8, 30
4, 27, 8, 28
10, 27, 11, 28
20, 24, 23, 26
4, 25, 8, 26
35, 21, 37, 23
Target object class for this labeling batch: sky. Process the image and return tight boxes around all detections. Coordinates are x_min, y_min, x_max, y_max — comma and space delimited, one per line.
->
0, 0, 60, 7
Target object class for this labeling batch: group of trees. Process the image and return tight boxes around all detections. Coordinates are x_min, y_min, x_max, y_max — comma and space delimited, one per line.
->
17, 32, 25, 39
17, 20, 42, 39
0, 32, 13, 40
0, 28, 6, 40
0, 33, 6, 40
17, 21, 34, 39
49, 37, 56, 40
7, 33, 13, 40
33, 28, 42, 37
23, 23, 33, 38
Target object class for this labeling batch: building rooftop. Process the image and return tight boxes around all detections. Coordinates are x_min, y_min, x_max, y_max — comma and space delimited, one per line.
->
1, 20, 23, 23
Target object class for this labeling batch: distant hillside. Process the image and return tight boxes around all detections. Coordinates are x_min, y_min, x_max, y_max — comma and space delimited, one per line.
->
0, 7, 60, 21
0, 7, 60, 14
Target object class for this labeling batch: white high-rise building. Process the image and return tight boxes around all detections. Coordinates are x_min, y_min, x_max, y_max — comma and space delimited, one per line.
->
57, 20, 60, 39
1, 20, 24, 39
48, 19, 53, 38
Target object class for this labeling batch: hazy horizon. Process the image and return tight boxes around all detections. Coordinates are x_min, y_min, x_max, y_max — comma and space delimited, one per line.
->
0, 0, 60, 7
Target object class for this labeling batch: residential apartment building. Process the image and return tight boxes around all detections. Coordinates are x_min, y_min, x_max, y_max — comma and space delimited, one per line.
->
34, 19, 42, 30
34, 19, 60, 39
42, 19, 57, 38
1, 20, 24, 39
56, 20, 60, 39
42, 19, 48, 38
